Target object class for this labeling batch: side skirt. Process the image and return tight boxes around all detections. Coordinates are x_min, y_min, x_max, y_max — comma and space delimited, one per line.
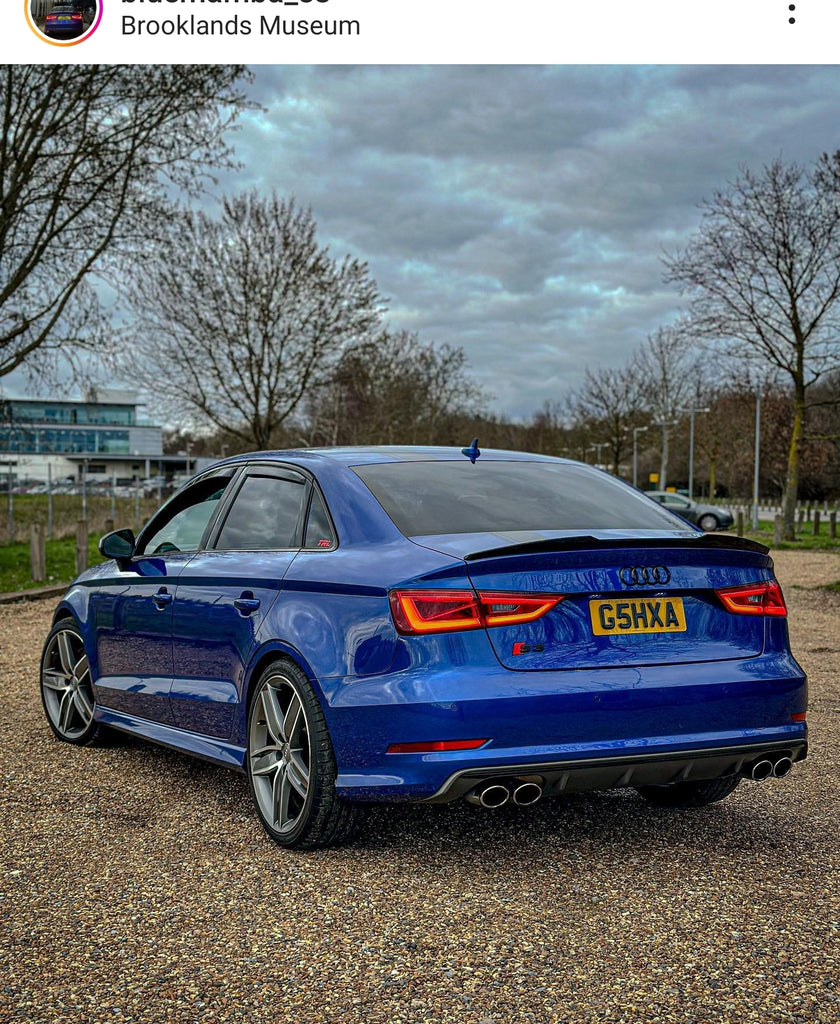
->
95, 707, 247, 771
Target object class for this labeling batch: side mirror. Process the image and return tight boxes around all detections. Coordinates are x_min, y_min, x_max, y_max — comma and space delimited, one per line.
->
99, 528, 136, 563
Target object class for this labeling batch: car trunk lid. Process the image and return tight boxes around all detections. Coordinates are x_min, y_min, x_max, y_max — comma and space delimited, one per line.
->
414, 531, 773, 670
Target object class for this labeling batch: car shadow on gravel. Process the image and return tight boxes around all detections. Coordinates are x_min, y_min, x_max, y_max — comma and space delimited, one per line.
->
86, 730, 821, 861
352, 789, 820, 860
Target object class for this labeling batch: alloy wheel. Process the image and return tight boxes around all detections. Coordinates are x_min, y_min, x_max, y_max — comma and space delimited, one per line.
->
41, 627, 96, 741
249, 674, 312, 835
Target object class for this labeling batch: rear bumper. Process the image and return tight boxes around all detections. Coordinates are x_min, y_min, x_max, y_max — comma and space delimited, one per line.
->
422, 738, 808, 803
325, 651, 807, 802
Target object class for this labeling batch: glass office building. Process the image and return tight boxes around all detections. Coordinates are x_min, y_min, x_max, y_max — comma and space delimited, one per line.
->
0, 392, 182, 483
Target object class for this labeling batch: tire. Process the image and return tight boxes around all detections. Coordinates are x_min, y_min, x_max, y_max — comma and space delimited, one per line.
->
698, 513, 719, 532
40, 620, 104, 746
246, 659, 364, 850
635, 775, 741, 809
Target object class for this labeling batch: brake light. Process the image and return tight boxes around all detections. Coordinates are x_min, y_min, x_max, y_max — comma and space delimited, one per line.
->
389, 590, 483, 633
389, 589, 562, 635
715, 580, 787, 616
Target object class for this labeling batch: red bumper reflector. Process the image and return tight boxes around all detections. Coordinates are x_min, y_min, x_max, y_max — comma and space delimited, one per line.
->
791, 712, 807, 722
715, 579, 787, 616
387, 738, 489, 754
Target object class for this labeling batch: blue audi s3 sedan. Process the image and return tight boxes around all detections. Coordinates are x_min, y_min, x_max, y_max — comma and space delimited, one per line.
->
40, 446, 808, 848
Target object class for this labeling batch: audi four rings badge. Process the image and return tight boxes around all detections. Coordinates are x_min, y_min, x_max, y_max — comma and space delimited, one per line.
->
618, 565, 671, 586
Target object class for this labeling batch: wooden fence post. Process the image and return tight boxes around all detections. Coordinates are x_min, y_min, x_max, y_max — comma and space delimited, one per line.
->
797, 508, 805, 532
104, 518, 114, 535
30, 523, 46, 582
830, 511, 837, 540
813, 510, 821, 537
773, 515, 783, 546
75, 520, 88, 575
736, 510, 744, 537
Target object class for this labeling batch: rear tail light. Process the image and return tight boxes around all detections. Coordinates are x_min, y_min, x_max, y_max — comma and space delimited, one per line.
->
389, 590, 483, 634
479, 592, 563, 626
389, 589, 562, 635
715, 580, 787, 616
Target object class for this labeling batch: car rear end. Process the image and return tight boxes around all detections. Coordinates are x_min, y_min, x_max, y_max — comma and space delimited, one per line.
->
43, 5, 84, 35
327, 454, 807, 806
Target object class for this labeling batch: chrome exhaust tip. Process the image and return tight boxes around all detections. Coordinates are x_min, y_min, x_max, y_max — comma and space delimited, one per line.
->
751, 760, 774, 782
511, 782, 543, 806
479, 784, 511, 808
773, 756, 793, 779
464, 783, 511, 809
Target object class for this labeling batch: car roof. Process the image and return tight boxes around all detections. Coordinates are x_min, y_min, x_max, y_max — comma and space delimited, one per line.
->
210, 445, 573, 470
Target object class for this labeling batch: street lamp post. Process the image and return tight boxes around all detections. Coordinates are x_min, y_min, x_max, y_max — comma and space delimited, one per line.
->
679, 405, 710, 501
652, 420, 678, 491
752, 385, 762, 530
632, 426, 649, 489
587, 442, 607, 469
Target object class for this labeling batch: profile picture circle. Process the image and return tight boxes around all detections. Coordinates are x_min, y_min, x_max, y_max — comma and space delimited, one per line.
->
26, 0, 101, 44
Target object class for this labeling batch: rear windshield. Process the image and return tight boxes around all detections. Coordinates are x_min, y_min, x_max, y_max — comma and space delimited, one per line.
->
353, 460, 686, 536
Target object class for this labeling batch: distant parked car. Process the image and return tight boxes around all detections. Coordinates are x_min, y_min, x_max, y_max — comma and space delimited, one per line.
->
43, 3, 85, 36
647, 491, 734, 532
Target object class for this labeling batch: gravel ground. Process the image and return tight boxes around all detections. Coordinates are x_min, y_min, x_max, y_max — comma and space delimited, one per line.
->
1, 550, 838, 1024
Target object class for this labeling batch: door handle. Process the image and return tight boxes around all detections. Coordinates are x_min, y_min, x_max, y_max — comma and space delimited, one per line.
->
234, 594, 261, 615
152, 588, 173, 609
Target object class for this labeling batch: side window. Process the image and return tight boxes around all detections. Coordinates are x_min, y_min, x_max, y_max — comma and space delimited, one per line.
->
215, 475, 306, 551
664, 495, 689, 508
139, 476, 233, 556
304, 489, 336, 549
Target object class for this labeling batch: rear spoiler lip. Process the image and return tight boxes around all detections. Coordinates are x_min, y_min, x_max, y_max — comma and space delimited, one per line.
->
464, 533, 770, 561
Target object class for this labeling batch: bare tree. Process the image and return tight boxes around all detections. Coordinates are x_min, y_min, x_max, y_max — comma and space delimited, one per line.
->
634, 324, 700, 489
665, 157, 840, 538
0, 65, 252, 381
307, 331, 483, 446
123, 193, 384, 449
570, 363, 645, 475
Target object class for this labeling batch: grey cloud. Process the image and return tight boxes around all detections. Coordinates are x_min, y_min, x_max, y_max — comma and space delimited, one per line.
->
13, 65, 832, 420
180, 65, 840, 418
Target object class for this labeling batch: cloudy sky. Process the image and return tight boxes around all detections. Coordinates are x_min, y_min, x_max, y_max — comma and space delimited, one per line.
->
11, 65, 840, 419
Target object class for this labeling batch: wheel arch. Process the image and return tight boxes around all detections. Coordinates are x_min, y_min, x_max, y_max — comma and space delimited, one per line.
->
242, 640, 327, 719
52, 602, 79, 627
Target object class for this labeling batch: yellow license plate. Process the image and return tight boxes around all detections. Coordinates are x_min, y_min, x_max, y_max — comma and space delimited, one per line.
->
589, 597, 686, 635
